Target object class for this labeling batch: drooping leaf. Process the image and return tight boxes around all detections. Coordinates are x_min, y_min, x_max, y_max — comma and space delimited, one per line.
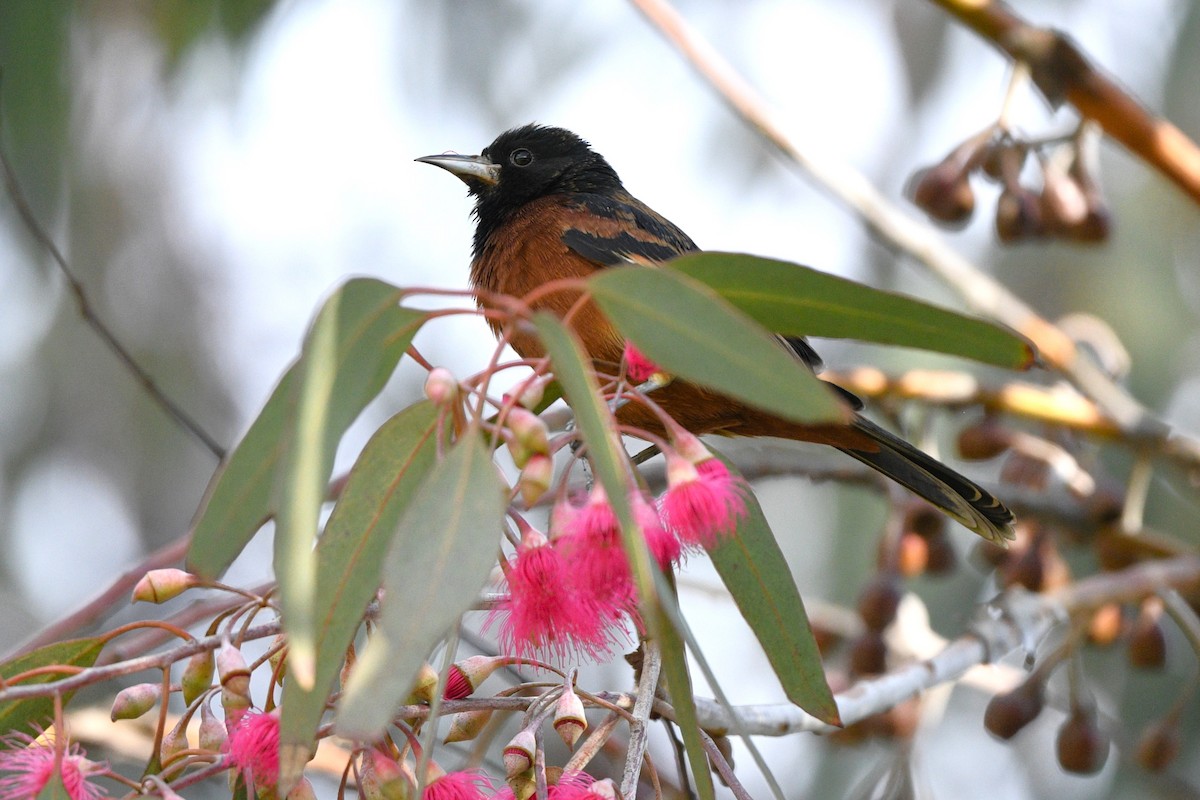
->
279, 401, 443, 786
535, 313, 712, 797
334, 432, 507, 740
0, 637, 106, 735
706, 452, 839, 724
589, 267, 845, 424
654, 596, 717, 800
275, 278, 424, 687
672, 252, 1035, 368
186, 367, 295, 579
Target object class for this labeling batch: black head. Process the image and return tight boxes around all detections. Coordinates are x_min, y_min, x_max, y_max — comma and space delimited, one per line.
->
417, 124, 623, 255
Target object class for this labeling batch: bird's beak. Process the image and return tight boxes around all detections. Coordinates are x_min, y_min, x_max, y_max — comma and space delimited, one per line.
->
415, 153, 500, 187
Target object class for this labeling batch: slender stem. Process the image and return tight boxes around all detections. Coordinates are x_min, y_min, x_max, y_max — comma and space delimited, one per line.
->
620, 640, 663, 798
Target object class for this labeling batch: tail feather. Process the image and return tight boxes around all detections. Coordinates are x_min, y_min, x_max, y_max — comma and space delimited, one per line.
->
838, 416, 1015, 545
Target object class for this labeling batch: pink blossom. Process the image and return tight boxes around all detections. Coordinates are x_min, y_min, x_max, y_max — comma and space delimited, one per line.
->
550, 772, 612, 800
622, 342, 660, 383
423, 770, 492, 800
491, 530, 612, 660
659, 455, 746, 549
225, 710, 280, 788
632, 493, 681, 569
560, 487, 634, 618
0, 731, 107, 800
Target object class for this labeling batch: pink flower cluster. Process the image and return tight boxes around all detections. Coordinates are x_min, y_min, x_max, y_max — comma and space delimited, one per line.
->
493, 437, 746, 660
0, 731, 107, 800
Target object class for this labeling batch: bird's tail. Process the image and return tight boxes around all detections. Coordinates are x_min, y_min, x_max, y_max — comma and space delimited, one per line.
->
837, 416, 1015, 545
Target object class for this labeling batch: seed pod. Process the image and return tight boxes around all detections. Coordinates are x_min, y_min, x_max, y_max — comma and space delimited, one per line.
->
995, 186, 1045, 243
848, 631, 888, 677
957, 418, 1014, 461
1135, 717, 1181, 772
895, 532, 929, 578
908, 165, 975, 226
923, 528, 958, 575
1127, 599, 1167, 669
857, 573, 902, 632
1040, 157, 1090, 233
984, 678, 1045, 740
1056, 707, 1111, 775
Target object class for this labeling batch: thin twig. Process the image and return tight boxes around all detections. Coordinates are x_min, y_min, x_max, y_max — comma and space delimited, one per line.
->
0, 104, 226, 460
620, 639, 663, 799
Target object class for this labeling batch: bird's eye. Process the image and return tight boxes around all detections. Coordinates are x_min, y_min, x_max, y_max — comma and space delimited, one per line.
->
510, 148, 534, 167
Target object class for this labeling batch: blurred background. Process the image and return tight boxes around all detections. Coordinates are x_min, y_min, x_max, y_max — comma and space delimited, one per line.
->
1, 0, 1198, 797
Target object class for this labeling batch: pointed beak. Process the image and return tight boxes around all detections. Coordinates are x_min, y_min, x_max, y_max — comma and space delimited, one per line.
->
415, 153, 500, 187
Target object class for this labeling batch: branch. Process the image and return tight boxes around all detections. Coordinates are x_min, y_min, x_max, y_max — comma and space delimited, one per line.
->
625, 0, 1199, 456
686, 555, 1200, 736
0, 98, 226, 460
927, 0, 1200, 205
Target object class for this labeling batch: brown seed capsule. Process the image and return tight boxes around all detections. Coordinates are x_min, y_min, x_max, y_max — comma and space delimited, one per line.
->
857, 574, 903, 632
848, 630, 888, 677
957, 418, 1014, 461
923, 529, 958, 575
981, 142, 1026, 183
1135, 717, 1181, 772
983, 678, 1045, 740
908, 166, 975, 226
1127, 600, 1167, 669
1004, 538, 1046, 592
995, 187, 1045, 243
1040, 159, 1090, 233
1068, 155, 1112, 243
1056, 707, 1111, 775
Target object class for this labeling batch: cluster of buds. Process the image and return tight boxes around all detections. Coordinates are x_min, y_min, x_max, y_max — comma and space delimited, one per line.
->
908, 126, 1111, 244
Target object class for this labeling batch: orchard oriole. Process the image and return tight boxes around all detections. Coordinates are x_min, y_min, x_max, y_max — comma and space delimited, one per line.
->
418, 124, 1014, 544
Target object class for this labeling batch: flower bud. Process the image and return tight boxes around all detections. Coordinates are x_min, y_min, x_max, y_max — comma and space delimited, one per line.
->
181, 650, 215, 706
506, 407, 550, 468
131, 568, 198, 604
161, 720, 189, 762
268, 634, 288, 682
111, 682, 162, 721
856, 574, 902, 632
406, 663, 439, 704
217, 640, 252, 727
199, 701, 226, 751
553, 687, 588, 748
445, 655, 509, 700
1135, 717, 1181, 772
504, 375, 548, 411
518, 454, 553, 508
983, 678, 1045, 740
1056, 706, 1110, 775
423, 367, 459, 406
503, 728, 537, 779
361, 748, 415, 800
443, 708, 495, 744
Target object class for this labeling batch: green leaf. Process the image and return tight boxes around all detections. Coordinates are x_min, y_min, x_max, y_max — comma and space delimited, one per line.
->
655, 605, 716, 800
278, 401, 443, 786
0, 637, 106, 735
187, 367, 295, 579
673, 252, 1035, 368
535, 312, 712, 797
588, 266, 845, 425
706, 452, 839, 724
277, 278, 423, 687
35, 772, 71, 800
334, 432, 507, 740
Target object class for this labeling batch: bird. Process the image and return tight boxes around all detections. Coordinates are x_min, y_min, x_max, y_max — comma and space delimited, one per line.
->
417, 124, 1014, 544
